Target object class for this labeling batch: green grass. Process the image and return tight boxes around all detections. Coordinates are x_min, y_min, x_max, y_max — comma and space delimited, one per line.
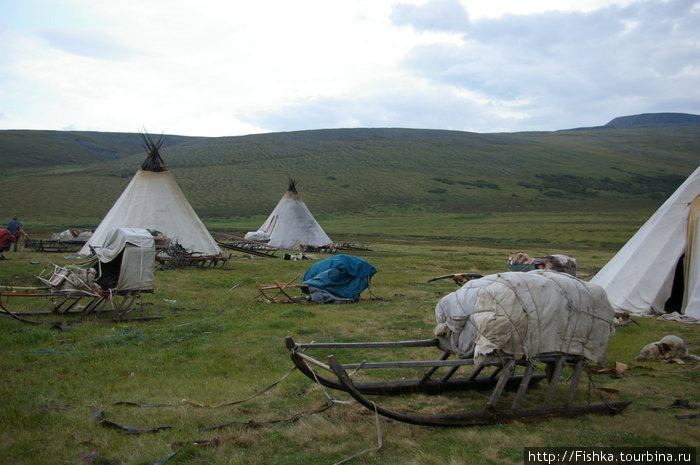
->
1, 124, 698, 463
0, 211, 698, 465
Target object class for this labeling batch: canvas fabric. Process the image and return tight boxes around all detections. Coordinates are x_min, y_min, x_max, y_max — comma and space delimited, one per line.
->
435, 271, 615, 366
682, 195, 700, 315
243, 230, 271, 242
80, 169, 220, 256
41, 228, 155, 295
306, 286, 355, 304
591, 166, 700, 316
95, 228, 155, 292
257, 191, 331, 250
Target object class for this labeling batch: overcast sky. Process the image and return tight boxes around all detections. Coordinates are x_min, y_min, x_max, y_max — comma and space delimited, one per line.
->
1, 0, 698, 136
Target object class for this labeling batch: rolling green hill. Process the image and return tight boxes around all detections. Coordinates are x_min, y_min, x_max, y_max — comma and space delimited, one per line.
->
603, 112, 700, 128
1, 115, 698, 229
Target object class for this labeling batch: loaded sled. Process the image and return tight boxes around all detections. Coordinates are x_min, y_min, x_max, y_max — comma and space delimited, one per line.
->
0, 228, 156, 322
286, 271, 631, 426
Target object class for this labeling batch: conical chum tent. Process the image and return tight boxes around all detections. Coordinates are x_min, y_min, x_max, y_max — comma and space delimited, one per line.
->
247, 179, 332, 250
80, 133, 221, 257
591, 165, 700, 318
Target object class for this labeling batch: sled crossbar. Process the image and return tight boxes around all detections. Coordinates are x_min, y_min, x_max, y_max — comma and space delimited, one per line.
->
294, 338, 440, 350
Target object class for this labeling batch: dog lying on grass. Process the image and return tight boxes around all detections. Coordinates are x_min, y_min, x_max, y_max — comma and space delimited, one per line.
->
635, 335, 698, 364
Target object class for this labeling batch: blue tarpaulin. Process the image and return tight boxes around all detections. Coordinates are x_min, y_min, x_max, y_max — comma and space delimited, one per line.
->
302, 254, 377, 302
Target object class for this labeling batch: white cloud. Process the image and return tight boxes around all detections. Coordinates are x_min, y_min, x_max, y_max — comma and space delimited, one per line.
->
0, 0, 698, 136
391, 0, 470, 32
37, 27, 133, 60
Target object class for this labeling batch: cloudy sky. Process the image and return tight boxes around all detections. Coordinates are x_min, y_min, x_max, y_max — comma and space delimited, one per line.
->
1, 0, 698, 136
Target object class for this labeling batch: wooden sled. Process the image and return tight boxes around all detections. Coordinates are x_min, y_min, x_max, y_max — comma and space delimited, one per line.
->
212, 232, 278, 258
0, 287, 153, 323
48, 289, 149, 320
1, 260, 155, 323
286, 336, 630, 426
24, 238, 86, 253
256, 278, 309, 303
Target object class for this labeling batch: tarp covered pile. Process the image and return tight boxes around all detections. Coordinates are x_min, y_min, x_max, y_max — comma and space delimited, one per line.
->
302, 254, 376, 303
434, 270, 615, 366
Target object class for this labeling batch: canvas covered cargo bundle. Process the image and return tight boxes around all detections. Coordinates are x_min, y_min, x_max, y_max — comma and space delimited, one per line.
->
434, 270, 615, 366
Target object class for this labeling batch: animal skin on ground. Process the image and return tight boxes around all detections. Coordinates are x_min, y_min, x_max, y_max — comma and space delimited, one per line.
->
508, 252, 577, 276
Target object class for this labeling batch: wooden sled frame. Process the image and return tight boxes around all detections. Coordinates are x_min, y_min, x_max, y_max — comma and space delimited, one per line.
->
0, 288, 152, 322
256, 278, 309, 303
286, 336, 631, 426
213, 233, 278, 258
24, 238, 86, 253
156, 253, 230, 268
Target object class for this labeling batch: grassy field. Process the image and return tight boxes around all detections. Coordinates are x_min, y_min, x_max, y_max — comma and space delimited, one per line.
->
1, 212, 698, 465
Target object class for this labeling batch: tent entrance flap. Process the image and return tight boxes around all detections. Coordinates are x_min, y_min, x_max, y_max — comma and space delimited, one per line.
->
665, 257, 685, 312
95, 252, 122, 290
682, 195, 700, 312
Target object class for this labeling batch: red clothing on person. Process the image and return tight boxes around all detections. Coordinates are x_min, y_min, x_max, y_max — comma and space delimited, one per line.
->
0, 228, 16, 248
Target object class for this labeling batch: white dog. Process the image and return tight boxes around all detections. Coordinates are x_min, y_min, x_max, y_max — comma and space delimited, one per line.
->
635, 335, 696, 364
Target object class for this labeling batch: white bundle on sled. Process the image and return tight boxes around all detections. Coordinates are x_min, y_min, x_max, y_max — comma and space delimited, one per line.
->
434, 270, 614, 366
244, 230, 271, 242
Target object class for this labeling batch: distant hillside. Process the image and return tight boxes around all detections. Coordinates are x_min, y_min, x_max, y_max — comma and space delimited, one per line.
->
604, 113, 700, 128
1, 114, 699, 226
0, 130, 198, 172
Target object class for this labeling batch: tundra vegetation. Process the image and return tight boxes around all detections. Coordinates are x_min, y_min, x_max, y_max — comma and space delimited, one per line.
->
0, 123, 698, 464
1, 212, 698, 465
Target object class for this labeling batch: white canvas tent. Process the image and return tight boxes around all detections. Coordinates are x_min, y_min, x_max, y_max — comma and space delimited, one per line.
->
80, 134, 221, 257
92, 227, 156, 293
591, 166, 700, 318
247, 179, 332, 250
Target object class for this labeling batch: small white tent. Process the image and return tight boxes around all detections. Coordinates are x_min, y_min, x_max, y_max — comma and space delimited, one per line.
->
591, 166, 700, 318
40, 228, 155, 295
247, 179, 332, 250
92, 227, 156, 293
80, 134, 221, 257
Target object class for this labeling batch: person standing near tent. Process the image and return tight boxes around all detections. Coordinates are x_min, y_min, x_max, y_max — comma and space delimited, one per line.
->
7, 216, 23, 252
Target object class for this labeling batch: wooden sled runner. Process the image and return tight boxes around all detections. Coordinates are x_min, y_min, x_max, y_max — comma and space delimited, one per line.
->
1, 274, 153, 323
286, 336, 631, 427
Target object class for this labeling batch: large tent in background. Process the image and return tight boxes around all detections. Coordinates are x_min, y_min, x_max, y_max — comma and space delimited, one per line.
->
247, 178, 332, 250
80, 133, 221, 257
591, 165, 700, 318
